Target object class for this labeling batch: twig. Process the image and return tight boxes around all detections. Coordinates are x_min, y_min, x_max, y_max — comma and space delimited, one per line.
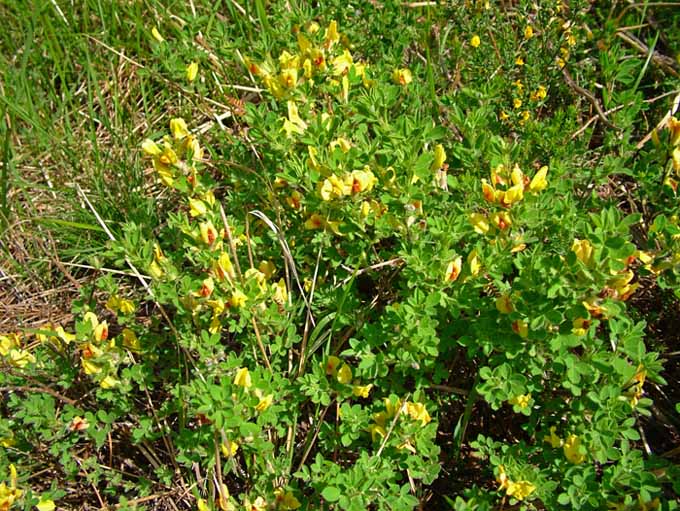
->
375, 397, 410, 458
0, 383, 77, 406
616, 30, 679, 77
562, 67, 618, 130
636, 91, 680, 149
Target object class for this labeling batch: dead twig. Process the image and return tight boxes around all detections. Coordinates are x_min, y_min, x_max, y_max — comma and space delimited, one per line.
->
562, 67, 619, 130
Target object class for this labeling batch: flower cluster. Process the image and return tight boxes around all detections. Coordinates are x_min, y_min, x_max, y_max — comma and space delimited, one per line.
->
0, 333, 35, 369
245, 20, 369, 102
366, 396, 431, 453
142, 118, 203, 188
495, 465, 536, 501
543, 427, 586, 464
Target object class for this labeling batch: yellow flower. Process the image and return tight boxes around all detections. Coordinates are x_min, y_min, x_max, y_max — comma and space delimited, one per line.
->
515, 56, 524, 66
170, 118, 190, 140
572, 317, 590, 336
0, 333, 20, 356
282, 101, 307, 137
349, 168, 377, 193
431, 144, 446, 171
255, 393, 273, 412
0, 465, 23, 510
529, 166, 548, 192
367, 423, 387, 442
200, 221, 219, 246
189, 198, 207, 217
122, 328, 141, 352
274, 488, 301, 510
304, 213, 325, 230
506, 480, 536, 501
470, 213, 490, 234
220, 440, 239, 457
324, 356, 342, 375
233, 367, 252, 388
100, 374, 121, 389
151, 27, 164, 43
544, 426, 563, 448
199, 277, 215, 298
392, 68, 413, 86
106, 295, 135, 315
512, 320, 528, 338
513, 98, 522, 109
352, 384, 373, 398
230, 290, 248, 308
669, 116, 680, 146
406, 401, 431, 426
508, 393, 531, 409
336, 364, 352, 384
501, 183, 524, 206
524, 26, 534, 39
186, 61, 199, 82
490, 211, 512, 230
272, 279, 288, 305
445, 257, 463, 282
496, 294, 514, 314
8, 349, 35, 368
332, 50, 354, 76
214, 252, 235, 281
197, 499, 210, 511
320, 174, 350, 201
572, 238, 594, 266
471, 35, 481, 48
468, 249, 481, 276
330, 137, 352, 153
563, 434, 586, 464
324, 20, 339, 48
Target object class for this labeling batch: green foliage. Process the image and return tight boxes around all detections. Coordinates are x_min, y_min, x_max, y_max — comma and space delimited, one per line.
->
1, 1, 680, 510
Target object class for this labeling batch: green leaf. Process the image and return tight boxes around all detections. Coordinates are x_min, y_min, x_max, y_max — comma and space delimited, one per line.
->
322, 487, 341, 502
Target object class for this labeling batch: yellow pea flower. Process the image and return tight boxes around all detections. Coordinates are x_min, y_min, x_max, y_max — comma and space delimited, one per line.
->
471, 35, 481, 48
406, 401, 431, 426
490, 211, 512, 230
431, 144, 446, 171
352, 384, 373, 398
468, 249, 481, 276
513, 98, 522, 109
0, 333, 20, 356
189, 198, 207, 217
170, 118, 190, 140
255, 393, 273, 412
324, 356, 342, 375
230, 290, 248, 308
274, 488, 301, 510
508, 393, 531, 409
668, 116, 680, 146
220, 440, 239, 457
336, 363, 352, 384
329, 137, 352, 153
8, 349, 36, 368
506, 480, 536, 501
496, 294, 514, 314
367, 423, 387, 442
529, 166, 548, 192
332, 50, 353, 76
151, 27, 164, 43
544, 426, 563, 448
200, 221, 219, 246
214, 252, 235, 282
524, 26, 534, 39
563, 434, 586, 464
349, 167, 377, 193
512, 320, 529, 338
272, 279, 288, 305
186, 61, 199, 82
100, 374, 121, 389
233, 367, 252, 388
122, 328, 141, 352
572, 238, 594, 265
392, 68, 413, 86
445, 257, 463, 282
324, 20, 339, 48
470, 214, 490, 235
